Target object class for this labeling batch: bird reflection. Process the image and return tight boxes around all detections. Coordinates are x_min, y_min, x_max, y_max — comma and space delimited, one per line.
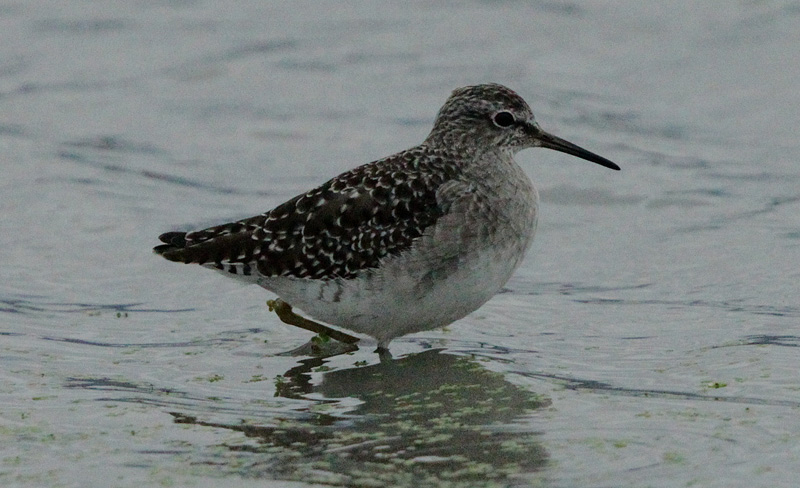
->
175, 349, 551, 486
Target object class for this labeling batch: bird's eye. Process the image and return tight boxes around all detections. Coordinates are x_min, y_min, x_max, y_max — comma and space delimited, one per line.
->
492, 111, 515, 128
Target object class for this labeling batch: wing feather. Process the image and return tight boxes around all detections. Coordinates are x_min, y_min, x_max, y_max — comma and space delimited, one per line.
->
153, 146, 461, 280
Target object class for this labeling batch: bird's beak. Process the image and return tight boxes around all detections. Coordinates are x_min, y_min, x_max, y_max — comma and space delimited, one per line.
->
528, 123, 620, 171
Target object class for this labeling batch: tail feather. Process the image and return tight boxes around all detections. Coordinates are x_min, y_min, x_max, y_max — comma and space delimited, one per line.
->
153, 227, 262, 271
153, 231, 189, 261
158, 231, 188, 247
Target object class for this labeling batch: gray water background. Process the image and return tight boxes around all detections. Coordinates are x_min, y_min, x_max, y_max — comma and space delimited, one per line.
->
1, 1, 799, 487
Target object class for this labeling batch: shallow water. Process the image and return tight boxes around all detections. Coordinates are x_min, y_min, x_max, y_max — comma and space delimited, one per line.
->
2, 2, 799, 487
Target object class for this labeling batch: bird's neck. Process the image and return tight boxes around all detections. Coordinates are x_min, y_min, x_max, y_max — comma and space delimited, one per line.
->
421, 137, 516, 174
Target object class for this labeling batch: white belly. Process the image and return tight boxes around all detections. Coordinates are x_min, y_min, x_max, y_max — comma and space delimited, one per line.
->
258, 182, 539, 346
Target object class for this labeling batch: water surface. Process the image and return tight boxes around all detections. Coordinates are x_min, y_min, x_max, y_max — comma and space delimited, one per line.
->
1, 2, 799, 487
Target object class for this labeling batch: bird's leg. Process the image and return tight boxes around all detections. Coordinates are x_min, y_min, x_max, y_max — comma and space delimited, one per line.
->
376, 346, 393, 363
267, 299, 360, 345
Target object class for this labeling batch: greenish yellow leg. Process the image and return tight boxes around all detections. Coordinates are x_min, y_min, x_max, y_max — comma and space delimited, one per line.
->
267, 299, 360, 345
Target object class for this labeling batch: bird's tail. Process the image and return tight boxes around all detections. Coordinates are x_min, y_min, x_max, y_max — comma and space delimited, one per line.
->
153, 231, 190, 261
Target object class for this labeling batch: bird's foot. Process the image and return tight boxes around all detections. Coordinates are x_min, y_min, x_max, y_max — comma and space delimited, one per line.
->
267, 299, 360, 345
375, 345, 393, 363
278, 337, 359, 358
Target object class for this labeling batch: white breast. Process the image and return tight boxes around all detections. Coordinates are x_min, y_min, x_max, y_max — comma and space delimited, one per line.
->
259, 166, 539, 346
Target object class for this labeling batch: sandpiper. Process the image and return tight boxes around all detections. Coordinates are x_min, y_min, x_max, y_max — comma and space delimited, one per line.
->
154, 84, 619, 354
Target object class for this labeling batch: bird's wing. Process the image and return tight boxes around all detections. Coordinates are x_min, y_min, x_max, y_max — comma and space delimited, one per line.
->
154, 147, 462, 280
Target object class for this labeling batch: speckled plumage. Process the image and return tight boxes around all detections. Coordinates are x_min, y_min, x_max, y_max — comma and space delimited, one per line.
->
157, 146, 457, 280
155, 83, 619, 350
